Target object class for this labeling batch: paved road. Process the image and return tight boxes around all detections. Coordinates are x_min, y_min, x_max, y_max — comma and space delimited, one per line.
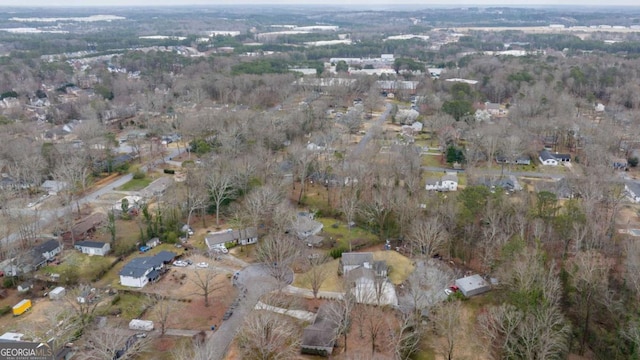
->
352, 102, 392, 157
205, 264, 285, 360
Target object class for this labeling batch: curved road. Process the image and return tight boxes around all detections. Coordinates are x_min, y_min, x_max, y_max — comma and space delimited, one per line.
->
205, 264, 288, 360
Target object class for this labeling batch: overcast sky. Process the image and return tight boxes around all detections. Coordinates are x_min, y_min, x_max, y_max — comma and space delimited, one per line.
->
1, 0, 639, 7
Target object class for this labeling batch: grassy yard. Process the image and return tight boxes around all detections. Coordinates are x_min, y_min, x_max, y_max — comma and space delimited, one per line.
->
316, 218, 378, 250
96, 292, 149, 320
372, 251, 415, 285
293, 250, 415, 291
117, 177, 153, 191
39, 252, 118, 284
421, 154, 443, 167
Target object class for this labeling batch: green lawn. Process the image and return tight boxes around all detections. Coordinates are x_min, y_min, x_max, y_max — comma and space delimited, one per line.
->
39, 252, 118, 284
117, 177, 153, 191
96, 292, 149, 320
317, 218, 378, 250
421, 154, 443, 167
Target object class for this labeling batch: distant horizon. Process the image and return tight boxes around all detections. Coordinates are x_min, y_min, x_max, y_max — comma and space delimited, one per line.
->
1, 1, 640, 9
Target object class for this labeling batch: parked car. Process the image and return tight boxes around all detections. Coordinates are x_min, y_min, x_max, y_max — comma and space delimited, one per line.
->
173, 261, 188, 267
222, 310, 233, 320
139, 246, 151, 253
185, 260, 193, 265
196, 262, 209, 268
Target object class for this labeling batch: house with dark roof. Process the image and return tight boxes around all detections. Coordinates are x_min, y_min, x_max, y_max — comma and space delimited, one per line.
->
301, 304, 340, 357
539, 150, 559, 166
34, 239, 62, 260
75, 241, 111, 256
205, 228, 258, 250
1, 239, 61, 276
119, 251, 175, 288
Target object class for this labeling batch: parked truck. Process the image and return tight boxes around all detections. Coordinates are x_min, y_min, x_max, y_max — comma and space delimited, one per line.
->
128, 319, 154, 331
12, 299, 31, 316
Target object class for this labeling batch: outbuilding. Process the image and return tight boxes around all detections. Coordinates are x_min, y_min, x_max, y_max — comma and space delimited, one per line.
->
455, 274, 491, 297
49, 286, 66, 301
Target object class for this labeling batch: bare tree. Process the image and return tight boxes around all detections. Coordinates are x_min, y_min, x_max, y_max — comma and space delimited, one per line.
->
184, 168, 210, 228
66, 284, 101, 327
301, 254, 331, 298
340, 186, 360, 238
324, 291, 356, 353
255, 234, 301, 283
432, 300, 461, 360
388, 312, 422, 360
19, 302, 78, 349
190, 268, 223, 307
207, 166, 238, 226
407, 217, 449, 258
570, 250, 611, 355
84, 324, 153, 360
237, 311, 301, 360
149, 294, 177, 336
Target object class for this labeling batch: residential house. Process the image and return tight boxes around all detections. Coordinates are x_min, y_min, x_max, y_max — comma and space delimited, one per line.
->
205, 228, 259, 251
62, 212, 106, 246
40, 180, 69, 196
34, 239, 62, 260
74, 241, 111, 256
477, 175, 522, 192
538, 150, 559, 166
119, 251, 175, 288
626, 181, 640, 203
340, 252, 374, 274
294, 212, 324, 239
2, 239, 61, 276
425, 172, 458, 192
495, 155, 531, 165
301, 304, 341, 357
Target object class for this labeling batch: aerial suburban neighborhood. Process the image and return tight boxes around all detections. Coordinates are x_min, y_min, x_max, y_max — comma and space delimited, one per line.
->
1, 3, 640, 360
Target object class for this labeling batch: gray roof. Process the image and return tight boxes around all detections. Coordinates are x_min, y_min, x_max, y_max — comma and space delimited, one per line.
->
34, 239, 60, 254
341, 252, 374, 267
75, 241, 109, 249
120, 251, 175, 278
539, 150, 555, 161
155, 251, 177, 263
205, 228, 258, 247
301, 303, 340, 351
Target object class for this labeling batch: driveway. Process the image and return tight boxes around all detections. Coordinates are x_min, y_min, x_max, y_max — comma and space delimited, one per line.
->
204, 264, 286, 360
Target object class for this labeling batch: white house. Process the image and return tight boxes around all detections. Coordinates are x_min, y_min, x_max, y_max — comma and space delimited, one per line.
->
626, 182, 640, 203
75, 241, 111, 256
119, 251, 175, 288
425, 172, 458, 192
538, 150, 559, 166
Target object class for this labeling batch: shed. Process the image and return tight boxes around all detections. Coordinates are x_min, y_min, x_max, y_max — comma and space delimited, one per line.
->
455, 274, 491, 297
49, 286, 66, 300
17, 281, 33, 293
